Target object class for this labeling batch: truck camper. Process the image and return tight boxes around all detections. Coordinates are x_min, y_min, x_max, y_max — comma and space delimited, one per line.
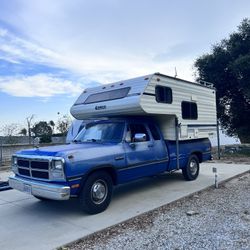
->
9, 73, 217, 214
71, 73, 217, 141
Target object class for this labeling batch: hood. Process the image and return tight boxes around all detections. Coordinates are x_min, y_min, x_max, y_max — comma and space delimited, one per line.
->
15, 143, 109, 157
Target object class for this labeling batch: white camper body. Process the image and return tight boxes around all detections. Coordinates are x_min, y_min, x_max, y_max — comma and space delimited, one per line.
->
71, 73, 217, 141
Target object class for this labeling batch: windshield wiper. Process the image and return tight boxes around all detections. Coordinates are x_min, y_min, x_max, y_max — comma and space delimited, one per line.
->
72, 139, 81, 143
86, 139, 98, 142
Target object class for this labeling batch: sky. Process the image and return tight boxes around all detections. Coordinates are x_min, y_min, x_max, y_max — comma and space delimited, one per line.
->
0, 0, 250, 132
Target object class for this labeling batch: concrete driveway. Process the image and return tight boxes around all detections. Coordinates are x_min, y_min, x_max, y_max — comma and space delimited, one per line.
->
0, 163, 249, 250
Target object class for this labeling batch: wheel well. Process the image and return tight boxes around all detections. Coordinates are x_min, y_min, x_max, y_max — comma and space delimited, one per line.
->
191, 152, 202, 163
85, 166, 117, 185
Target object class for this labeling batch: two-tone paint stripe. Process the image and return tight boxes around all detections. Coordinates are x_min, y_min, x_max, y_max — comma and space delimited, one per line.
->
117, 158, 169, 172
67, 158, 169, 179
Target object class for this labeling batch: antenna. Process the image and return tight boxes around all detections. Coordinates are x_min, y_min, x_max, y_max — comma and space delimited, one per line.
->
174, 67, 178, 78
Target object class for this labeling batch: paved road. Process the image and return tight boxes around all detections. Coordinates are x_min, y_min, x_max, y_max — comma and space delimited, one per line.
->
0, 163, 249, 250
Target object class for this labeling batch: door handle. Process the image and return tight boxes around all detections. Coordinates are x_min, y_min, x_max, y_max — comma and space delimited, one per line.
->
115, 156, 124, 161
148, 143, 154, 148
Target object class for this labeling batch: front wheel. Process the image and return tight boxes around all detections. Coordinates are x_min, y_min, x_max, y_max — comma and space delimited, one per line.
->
182, 155, 200, 181
79, 171, 113, 214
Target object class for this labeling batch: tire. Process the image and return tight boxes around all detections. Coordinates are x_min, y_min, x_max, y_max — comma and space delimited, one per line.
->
79, 171, 113, 214
182, 155, 200, 181
33, 195, 51, 201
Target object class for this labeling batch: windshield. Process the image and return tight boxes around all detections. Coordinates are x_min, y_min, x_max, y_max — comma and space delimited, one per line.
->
74, 122, 125, 143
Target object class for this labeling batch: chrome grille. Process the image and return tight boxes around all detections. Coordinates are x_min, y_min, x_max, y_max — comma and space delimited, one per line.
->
17, 158, 50, 180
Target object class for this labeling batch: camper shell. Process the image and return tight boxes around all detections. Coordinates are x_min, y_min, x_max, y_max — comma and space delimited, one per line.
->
71, 73, 217, 141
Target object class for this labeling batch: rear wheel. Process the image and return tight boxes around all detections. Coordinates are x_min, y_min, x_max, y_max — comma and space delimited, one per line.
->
79, 171, 113, 214
182, 155, 199, 181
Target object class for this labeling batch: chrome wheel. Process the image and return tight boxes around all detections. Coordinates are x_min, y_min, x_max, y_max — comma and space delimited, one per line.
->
182, 155, 200, 181
189, 159, 198, 175
91, 179, 108, 204
79, 171, 113, 214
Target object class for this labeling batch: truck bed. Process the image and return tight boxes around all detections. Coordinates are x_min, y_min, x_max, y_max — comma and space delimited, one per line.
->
165, 138, 211, 171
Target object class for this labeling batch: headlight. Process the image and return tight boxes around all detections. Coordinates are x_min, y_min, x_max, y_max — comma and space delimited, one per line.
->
50, 159, 65, 180
53, 160, 63, 170
12, 156, 17, 165
12, 156, 18, 174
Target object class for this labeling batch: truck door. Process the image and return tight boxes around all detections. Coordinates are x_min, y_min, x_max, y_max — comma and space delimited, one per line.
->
147, 123, 169, 161
118, 123, 167, 182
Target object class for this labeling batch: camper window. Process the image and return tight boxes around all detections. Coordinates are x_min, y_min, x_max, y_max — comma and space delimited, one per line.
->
84, 87, 130, 104
155, 86, 172, 104
181, 101, 198, 120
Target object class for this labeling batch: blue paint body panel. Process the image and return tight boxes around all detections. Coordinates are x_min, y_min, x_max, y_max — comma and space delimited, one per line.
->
14, 116, 212, 197
166, 139, 211, 171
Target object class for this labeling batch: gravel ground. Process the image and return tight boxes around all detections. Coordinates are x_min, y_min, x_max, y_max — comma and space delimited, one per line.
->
65, 172, 250, 250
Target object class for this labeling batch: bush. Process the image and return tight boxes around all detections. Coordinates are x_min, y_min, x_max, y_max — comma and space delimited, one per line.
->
40, 135, 52, 143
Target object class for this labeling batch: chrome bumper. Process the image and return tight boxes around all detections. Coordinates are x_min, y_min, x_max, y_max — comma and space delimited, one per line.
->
9, 176, 70, 200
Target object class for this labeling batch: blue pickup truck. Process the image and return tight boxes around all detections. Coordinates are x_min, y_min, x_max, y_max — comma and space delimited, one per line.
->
9, 116, 211, 214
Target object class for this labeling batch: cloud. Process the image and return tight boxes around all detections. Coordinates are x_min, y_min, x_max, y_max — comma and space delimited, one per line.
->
1, 1, 203, 86
0, 27, 8, 37
0, 74, 84, 97
0, 23, 138, 84
0, 25, 62, 67
1, 0, 250, 87
1, 2, 208, 98
153, 43, 205, 62
0, 23, 195, 86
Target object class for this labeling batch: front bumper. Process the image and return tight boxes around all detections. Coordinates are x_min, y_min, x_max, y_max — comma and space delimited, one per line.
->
9, 176, 70, 200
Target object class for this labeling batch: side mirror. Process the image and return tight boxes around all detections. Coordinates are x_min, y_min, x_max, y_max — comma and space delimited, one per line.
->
134, 133, 147, 142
